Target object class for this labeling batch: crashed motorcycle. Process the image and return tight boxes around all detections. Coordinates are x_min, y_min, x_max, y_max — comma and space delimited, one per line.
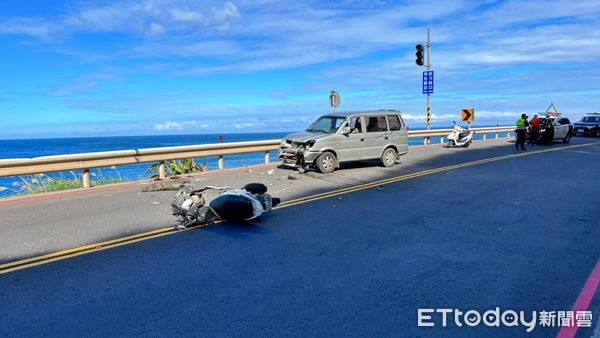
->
447, 121, 473, 148
171, 183, 280, 229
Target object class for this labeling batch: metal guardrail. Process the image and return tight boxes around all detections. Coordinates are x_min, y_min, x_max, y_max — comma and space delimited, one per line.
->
0, 126, 514, 188
413, 126, 515, 144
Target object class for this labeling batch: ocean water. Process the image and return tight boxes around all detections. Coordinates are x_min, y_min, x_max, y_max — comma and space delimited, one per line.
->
0, 129, 506, 197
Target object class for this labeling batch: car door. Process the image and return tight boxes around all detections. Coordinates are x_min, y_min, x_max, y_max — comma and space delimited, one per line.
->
364, 116, 389, 159
554, 119, 566, 139
337, 116, 366, 161
560, 117, 571, 138
387, 115, 408, 154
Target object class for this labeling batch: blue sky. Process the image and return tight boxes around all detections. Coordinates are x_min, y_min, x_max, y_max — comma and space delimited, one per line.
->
1, 0, 599, 139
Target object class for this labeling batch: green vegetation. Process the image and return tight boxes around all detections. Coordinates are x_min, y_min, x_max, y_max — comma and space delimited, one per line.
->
146, 158, 208, 178
0, 159, 209, 198
0, 169, 124, 196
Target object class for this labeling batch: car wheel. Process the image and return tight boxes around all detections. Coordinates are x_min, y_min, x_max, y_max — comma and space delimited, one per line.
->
316, 151, 337, 174
562, 133, 571, 144
594, 129, 600, 137
380, 148, 397, 168
447, 140, 455, 148
463, 140, 472, 148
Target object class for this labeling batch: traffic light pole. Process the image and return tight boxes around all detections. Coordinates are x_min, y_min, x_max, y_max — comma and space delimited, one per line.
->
426, 28, 431, 131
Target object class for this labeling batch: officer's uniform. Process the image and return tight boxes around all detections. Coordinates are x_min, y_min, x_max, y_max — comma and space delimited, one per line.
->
515, 117, 527, 150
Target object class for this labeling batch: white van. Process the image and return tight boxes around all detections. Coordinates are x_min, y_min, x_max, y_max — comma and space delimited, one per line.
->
279, 110, 409, 173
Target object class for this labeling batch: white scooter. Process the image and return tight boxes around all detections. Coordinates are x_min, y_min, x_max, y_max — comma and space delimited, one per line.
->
447, 121, 473, 147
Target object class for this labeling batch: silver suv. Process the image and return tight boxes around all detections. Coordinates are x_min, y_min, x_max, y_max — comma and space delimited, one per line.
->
279, 110, 409, 173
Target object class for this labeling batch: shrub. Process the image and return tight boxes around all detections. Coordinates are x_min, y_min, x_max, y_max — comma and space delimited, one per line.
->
147, 158, 208, 179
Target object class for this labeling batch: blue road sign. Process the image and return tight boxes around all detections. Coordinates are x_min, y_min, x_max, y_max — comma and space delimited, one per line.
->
422, 70, 434, 95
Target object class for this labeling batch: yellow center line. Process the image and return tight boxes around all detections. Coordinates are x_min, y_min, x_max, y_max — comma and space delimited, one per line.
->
1, 141, 597, 275
275, 142, 597, 209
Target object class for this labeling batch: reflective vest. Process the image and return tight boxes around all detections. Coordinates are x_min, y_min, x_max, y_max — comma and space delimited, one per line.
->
516, 118, 526, 130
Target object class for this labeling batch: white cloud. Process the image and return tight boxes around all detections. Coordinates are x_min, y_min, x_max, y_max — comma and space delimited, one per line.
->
213, 2, 239, 22
233, 122, 255, 129
50, 73, 120, 96
154, 120, 198, 130
3, 0, 600, 137
0, 1, 242, 39
4, 0, 598, 75
147, 22, 165, 36
0, 17, 56, 39
171, 9, 204, 23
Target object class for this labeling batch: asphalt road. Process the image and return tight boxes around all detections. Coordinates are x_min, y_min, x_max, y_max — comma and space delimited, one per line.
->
1, 137, 598, 263
0, 138, 599, 337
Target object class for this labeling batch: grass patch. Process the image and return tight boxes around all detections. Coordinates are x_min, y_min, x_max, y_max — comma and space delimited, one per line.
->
0, 169, 124, 196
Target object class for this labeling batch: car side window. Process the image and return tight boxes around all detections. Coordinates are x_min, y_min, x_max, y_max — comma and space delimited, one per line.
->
348, 117, 363, 134
366, 116, 388, 133
387, 115, 401, 131
562, 118, 570, 124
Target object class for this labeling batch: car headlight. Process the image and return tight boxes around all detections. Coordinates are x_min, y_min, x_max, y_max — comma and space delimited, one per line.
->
305, 140, 316, 149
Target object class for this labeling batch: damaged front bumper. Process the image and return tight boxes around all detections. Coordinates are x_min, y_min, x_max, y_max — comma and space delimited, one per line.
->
278, 141, 320, 166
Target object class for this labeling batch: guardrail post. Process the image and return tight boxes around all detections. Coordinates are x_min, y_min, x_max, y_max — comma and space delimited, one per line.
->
440, 136, 444, 144
495, 132, 499, 139
264, 151, 270, 164
158, 161, 166, 179
483, 134, 487, 140
507, 132, 511, 138
82, 168, 91, 188
218, 155, 224, 170
423, 137, 428, 145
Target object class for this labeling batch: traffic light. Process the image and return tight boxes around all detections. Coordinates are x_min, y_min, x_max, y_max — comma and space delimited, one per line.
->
415, 44, 424, 66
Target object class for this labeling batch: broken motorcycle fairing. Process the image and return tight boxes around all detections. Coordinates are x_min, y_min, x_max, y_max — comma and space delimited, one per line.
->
171, 183, 275, 228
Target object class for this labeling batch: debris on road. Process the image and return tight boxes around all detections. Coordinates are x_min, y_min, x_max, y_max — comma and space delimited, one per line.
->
287, 174, 298, 180
376, 185, 384, 191
141, 181, 188, 192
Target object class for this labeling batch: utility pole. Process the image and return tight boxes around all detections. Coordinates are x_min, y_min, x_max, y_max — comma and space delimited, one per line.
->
416, 28, 433, 135
426, 28, 431, 130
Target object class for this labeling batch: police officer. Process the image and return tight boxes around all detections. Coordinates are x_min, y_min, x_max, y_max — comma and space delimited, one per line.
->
515, 113, 529, 150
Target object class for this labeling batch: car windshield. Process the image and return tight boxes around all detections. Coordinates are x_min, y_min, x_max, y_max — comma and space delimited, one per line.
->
306, 116, 346, 133
580, 116, 600, 123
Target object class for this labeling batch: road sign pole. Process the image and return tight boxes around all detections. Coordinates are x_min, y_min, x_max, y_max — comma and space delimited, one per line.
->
426, 28, 431, 131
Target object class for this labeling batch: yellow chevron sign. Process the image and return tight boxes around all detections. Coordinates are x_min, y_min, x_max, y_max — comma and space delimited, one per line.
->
462, 108, 474, 122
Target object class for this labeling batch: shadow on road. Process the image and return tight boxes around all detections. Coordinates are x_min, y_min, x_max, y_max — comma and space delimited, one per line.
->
201, 219, 272, 240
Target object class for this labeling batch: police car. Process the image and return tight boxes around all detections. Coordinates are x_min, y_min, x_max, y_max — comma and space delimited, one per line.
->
572, 113, 600, 137
537, 112, 573, 144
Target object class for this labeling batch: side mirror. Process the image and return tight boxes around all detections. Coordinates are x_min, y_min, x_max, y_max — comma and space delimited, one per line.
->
341, 126, 351, 134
